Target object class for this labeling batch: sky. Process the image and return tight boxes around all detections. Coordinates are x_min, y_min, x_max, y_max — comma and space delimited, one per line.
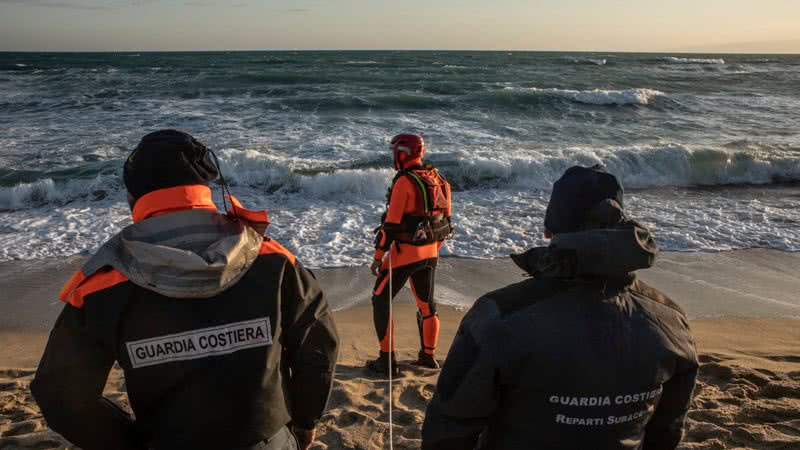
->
1, 0, 799, 53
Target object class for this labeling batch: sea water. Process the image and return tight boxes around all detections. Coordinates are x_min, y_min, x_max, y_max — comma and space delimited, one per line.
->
1, 51, 798, 266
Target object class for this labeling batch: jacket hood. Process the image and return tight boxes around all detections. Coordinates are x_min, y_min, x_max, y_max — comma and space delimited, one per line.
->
83, 209, 264, 299
511, 200, 658, 281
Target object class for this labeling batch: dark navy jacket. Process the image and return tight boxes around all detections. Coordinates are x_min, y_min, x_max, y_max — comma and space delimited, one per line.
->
31, 186, 339, 450
423, 223, 698, 450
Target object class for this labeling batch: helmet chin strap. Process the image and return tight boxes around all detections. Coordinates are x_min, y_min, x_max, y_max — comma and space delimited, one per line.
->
395, 156, 406, 171
394, 147, 415, 170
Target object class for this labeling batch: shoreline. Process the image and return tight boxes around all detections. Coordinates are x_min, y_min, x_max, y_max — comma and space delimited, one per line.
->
3, 247, 800, 369
2, 248, 799, 330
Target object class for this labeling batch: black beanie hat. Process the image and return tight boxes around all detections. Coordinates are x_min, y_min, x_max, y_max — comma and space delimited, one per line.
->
123, 130, 219, 201
544, 165, 624, 234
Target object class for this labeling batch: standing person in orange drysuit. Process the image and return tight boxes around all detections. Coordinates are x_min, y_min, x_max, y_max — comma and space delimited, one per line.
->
368, 134, 453, 375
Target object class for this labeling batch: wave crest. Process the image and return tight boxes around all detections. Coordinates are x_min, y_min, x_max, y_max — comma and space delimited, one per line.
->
3, 144, 798, 210
663, 57, 725, 64
220, 144, 800, 196
219, 149, 392, 200
507, 87, 666, 106
0, 175, 116, 210
567, 57, 608, 66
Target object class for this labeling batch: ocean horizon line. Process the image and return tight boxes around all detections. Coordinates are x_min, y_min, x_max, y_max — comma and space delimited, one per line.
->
2, 49, 799, 55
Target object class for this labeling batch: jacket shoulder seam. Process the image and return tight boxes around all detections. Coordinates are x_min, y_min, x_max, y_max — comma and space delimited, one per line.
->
487, 278, 565, 318
630, 279, 687, 317
259, 239, 297, 265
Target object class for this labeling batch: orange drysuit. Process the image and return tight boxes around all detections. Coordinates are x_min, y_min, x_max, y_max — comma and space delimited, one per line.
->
371, 158, 452, 355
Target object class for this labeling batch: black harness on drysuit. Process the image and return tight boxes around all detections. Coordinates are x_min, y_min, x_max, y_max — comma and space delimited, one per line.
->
371, 163, 451, 356
374, 164, 453, 251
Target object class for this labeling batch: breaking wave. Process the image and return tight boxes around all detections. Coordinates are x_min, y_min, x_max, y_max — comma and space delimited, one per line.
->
663, 57, 726, 65
4, 142, 798, 211
0, 175, 118, 210
567, 57, 608, 66
504, 87, 666, 106
4, 143, 798, 211
260, 86, 667, 111
217, 145, 800, 196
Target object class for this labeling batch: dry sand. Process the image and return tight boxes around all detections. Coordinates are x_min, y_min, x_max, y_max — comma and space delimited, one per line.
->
2, 305, 799, 450
1, 251, 800, 449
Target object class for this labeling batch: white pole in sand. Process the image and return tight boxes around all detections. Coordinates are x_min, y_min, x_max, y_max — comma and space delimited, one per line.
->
387, 251, 394, 450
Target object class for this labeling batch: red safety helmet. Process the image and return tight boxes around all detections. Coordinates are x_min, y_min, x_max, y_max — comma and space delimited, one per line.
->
390, 134, 425, 170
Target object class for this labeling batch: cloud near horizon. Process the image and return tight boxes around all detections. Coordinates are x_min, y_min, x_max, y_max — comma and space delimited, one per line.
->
0, 0, 107, 9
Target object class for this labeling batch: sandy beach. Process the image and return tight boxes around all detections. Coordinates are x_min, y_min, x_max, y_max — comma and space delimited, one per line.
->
1, 250, 800, 449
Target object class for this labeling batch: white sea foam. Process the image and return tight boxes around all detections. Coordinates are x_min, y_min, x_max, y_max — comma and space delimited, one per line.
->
1, 181, 799, 265
2, 147, 799, 263
511, 87, 666, 106
568, 57, 607, 66
663, 57, 725, 64
292, 169, 391, 199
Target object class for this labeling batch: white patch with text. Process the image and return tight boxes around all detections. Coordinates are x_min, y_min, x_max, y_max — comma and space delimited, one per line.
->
126, 318, 272, 368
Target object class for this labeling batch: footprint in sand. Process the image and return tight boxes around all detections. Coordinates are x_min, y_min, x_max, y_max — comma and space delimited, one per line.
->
758, 381, 800, 400
685, 420, 733, 442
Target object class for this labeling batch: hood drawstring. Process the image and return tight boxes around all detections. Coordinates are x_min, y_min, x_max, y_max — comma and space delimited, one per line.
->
206, 148, 237, 221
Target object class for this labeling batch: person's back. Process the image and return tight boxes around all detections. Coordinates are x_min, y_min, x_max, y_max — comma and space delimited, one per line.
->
422, 166, 698, 450
31, 130, 339, 450
368, 133, 453, 373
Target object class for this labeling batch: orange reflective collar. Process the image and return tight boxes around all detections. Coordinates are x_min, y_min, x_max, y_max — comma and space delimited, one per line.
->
59, 270, 87, 303
59, 269, 129, 308
226, 195, 269, 226
132, 185, 218, 223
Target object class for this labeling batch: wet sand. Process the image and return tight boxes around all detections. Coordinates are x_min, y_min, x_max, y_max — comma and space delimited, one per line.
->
1, 250, 800, 449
